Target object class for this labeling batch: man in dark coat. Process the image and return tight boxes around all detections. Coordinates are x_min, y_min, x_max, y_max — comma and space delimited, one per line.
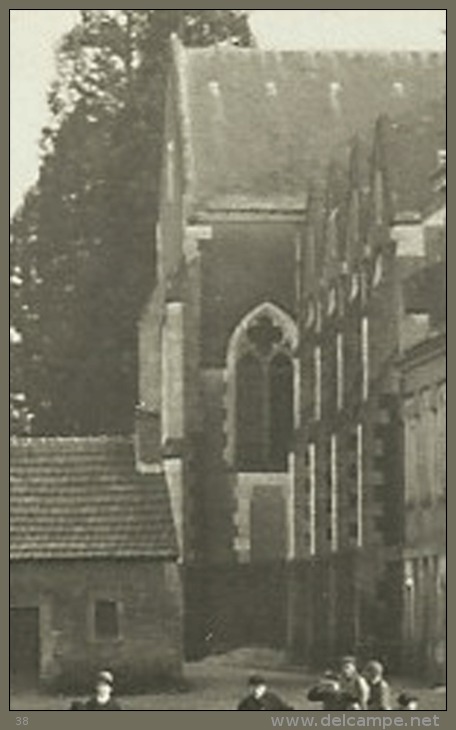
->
84, 670, 123, 711
307, 671, 347, 711
237, 674, 294, 711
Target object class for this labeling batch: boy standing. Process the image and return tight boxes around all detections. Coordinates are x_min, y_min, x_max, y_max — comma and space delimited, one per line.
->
338, 656, 370, 710
84, 670, 123, 710
364, 661, 392, 710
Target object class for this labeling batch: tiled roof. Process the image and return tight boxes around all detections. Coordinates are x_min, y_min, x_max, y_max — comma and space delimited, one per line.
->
10, 437, 177, 560
173, 38, 445, 212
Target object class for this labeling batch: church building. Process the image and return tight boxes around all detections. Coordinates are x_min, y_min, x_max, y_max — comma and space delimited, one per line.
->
137, 36, 445, 670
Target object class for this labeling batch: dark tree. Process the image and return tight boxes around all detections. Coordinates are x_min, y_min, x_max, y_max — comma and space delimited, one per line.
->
10, 10, 253, 435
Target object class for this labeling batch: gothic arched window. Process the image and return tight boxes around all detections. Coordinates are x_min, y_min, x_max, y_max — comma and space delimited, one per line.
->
228, 304, 297, 473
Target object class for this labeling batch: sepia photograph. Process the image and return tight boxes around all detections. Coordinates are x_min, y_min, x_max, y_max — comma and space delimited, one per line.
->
10, 9, 446, 712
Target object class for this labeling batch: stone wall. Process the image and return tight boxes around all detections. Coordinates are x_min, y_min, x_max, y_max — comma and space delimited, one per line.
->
10, 559, 183, 693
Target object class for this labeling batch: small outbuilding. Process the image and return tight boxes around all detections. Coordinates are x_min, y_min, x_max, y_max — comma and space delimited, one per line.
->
10, 436, 182, 693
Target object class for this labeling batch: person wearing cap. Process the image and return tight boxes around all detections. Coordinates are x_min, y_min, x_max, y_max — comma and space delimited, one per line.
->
363, 660, 392, 710
307, 670, 346, 711
338, 656, 370, 710
84, 670, 122, 710
397, 692, 419, 710
237, 674, 294, 711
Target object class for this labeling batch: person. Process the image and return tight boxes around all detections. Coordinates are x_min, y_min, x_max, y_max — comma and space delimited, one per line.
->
68, 700, 85, 710
237, 674, 294, 710
397, 692, 419, 710
363, 660, 392, 710
307, 670, 346, 710
84, 670, 123, 710
338, 656, 370, 710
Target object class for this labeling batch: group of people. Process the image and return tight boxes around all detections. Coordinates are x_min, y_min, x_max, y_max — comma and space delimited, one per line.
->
70, 658, 419, 711
237, 656, 419, 711
306, 655, 418, 711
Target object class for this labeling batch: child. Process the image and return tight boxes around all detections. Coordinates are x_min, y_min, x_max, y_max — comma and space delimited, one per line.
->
237, 674, 294, 711
364, 660, 392, 710
84, 670, 123, 711
339, 656, 370, 710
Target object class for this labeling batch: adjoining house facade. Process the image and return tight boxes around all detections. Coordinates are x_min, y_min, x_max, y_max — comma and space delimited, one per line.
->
399, 242, 446, 683
290, 102, 446, 681
399, 328, 446, 683
137, 35, 446, 674
10, 437, 182, 692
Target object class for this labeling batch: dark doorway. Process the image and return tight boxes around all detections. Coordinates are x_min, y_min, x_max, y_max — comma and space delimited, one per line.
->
10, 607, 40, 690
250, 488, 287, 562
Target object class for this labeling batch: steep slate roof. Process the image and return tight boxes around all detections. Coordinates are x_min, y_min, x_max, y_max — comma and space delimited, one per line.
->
173, 38, 445, 213
10, 437, 177, 560
381, 95, 446, 217
322, 94, 446, 255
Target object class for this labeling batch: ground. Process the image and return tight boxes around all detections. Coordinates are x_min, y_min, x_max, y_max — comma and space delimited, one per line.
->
10, 649, 446, 711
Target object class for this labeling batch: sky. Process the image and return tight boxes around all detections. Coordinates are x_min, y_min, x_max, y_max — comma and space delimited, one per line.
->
10, 9, 446, 216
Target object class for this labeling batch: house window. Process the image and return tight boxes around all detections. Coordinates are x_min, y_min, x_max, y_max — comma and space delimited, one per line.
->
404, 406, 418, 506
361, 316, 369, 400
235, 312, 294, 472
94, 600, 119, 639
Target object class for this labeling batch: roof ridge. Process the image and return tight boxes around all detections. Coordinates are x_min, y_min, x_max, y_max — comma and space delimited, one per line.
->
183, 45, 445, 63
10, 435, 132, 445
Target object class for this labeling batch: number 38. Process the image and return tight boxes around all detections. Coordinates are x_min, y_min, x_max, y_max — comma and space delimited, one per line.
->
16, 718, 28, 725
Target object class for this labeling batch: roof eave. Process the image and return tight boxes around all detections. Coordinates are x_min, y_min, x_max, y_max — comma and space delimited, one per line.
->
10, 550, 179, 562
187, 193, 308, 224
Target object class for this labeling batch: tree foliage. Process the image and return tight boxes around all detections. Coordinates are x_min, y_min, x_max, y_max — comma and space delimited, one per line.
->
10, 10, 253, 435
